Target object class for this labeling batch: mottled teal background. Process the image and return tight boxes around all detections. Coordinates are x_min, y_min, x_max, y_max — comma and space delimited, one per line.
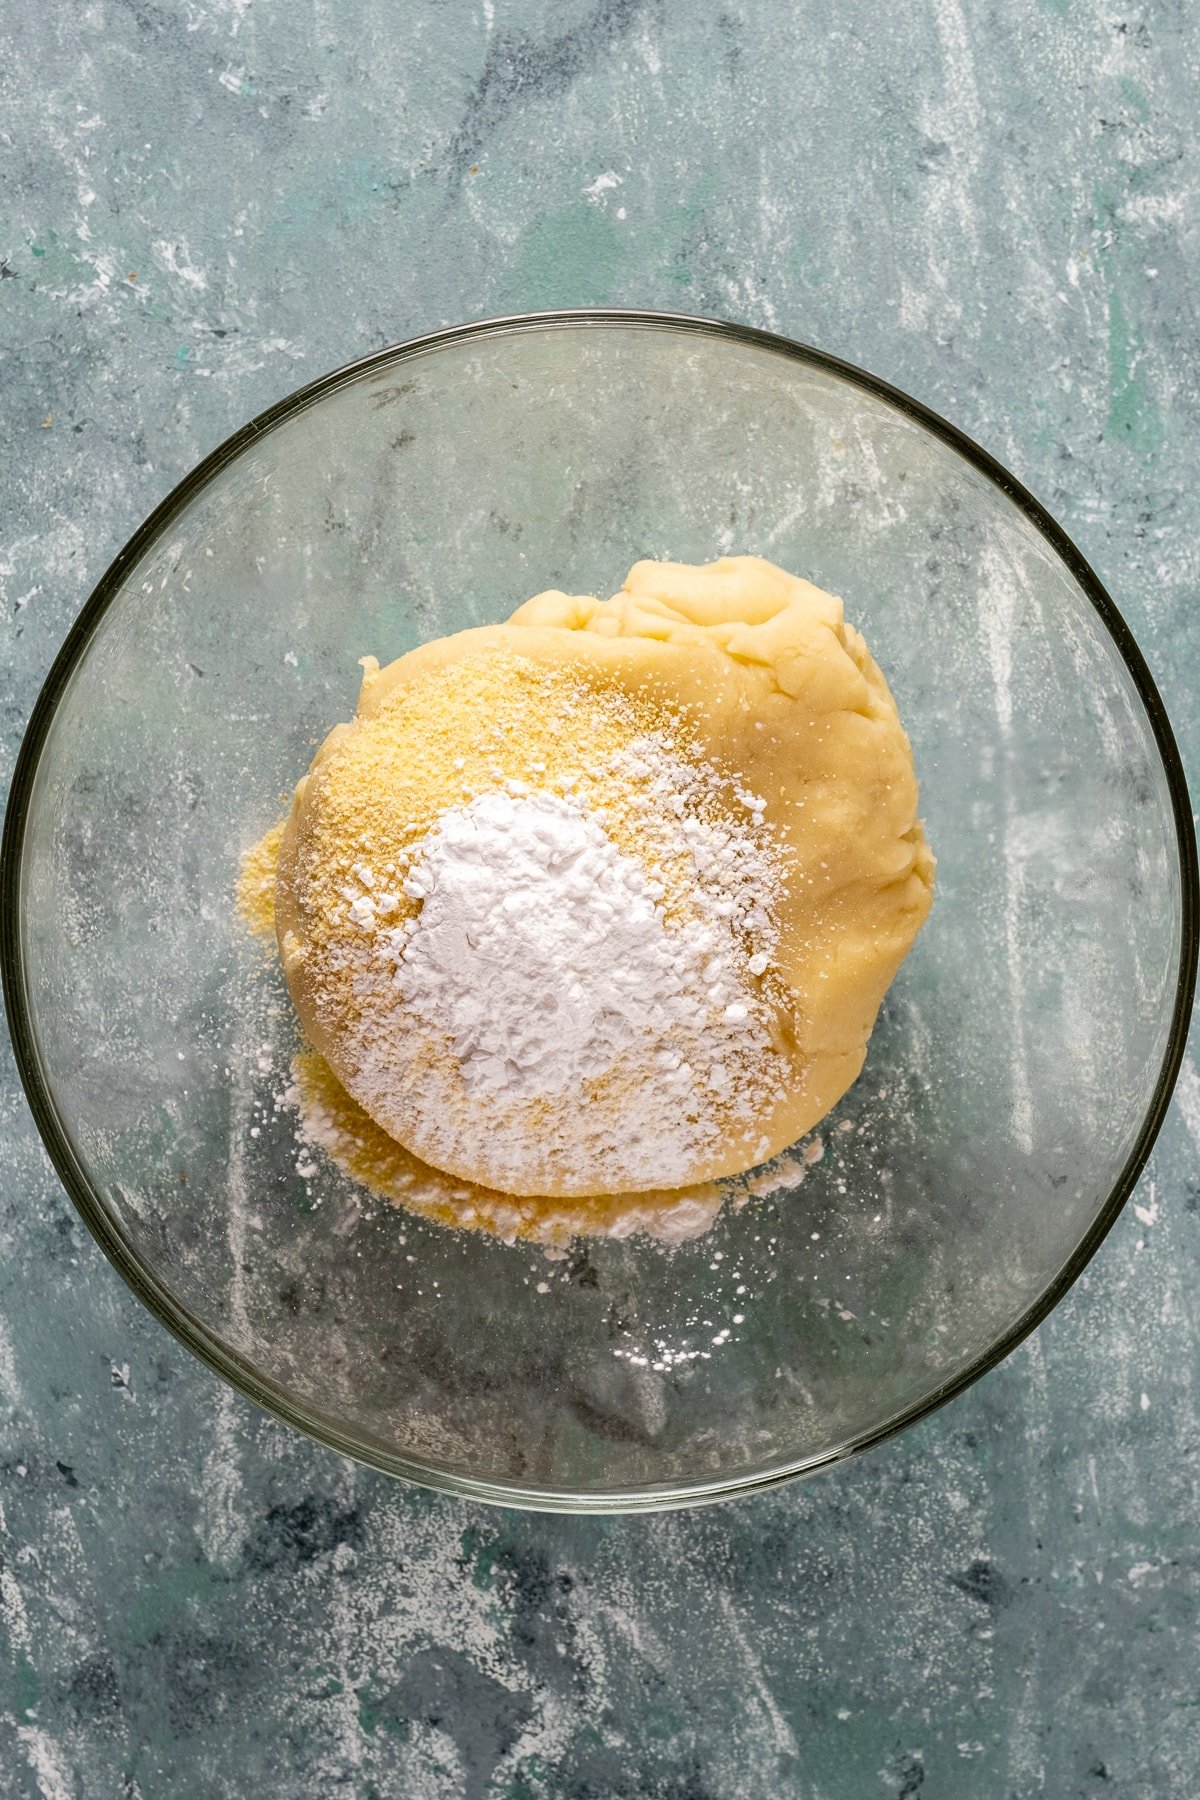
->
3, 2, 1199, 1795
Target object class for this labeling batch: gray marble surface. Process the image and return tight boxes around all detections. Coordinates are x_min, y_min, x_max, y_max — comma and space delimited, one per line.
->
2, 2, 1199, 1794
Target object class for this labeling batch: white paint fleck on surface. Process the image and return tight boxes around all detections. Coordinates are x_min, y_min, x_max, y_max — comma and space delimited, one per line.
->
583, 170, 621, 205
15, 1727, 76, 1800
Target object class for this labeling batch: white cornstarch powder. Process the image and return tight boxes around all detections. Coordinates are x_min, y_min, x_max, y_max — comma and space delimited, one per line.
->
332, 725, 787, 1196
387, 788, 731, 1101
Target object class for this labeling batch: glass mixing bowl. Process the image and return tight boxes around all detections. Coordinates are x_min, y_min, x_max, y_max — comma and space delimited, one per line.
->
3, 312, 1194, 1511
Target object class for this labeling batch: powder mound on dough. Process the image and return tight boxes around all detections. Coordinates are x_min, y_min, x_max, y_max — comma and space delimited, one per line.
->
382, 787, 756, 1111
278, 656, 788, 1196
265, 554, 934, 1209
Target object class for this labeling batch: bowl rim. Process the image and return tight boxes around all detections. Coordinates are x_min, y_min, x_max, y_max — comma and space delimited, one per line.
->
3, 306, 1196, 1513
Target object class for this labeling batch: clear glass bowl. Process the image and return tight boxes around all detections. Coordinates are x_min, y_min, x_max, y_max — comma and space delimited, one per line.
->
3, 312, 1195, 1511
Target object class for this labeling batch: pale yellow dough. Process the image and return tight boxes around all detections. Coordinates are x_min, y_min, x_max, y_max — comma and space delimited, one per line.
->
275, 556, 934, 1198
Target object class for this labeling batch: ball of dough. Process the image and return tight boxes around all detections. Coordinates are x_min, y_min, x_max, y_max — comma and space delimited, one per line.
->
275, 557, 933, 1197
